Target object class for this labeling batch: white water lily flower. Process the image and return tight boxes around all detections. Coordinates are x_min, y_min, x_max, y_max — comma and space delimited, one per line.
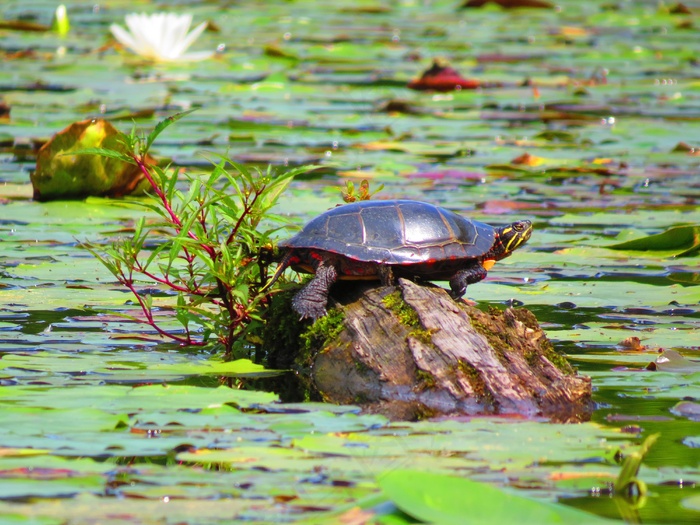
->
110, 12, 213, 62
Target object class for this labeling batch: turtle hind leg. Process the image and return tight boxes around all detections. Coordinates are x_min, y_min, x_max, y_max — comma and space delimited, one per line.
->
448, 262, 487, 299
292, 260, 339, 320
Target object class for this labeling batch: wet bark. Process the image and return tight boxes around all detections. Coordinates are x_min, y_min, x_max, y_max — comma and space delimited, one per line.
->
308, 278, 592, 422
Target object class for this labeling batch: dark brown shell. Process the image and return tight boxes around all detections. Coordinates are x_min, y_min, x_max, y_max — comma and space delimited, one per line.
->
280, 200, 494, 265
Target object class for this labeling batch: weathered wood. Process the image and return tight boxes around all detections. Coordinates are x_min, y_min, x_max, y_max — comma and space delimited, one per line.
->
309, 278, 592, 422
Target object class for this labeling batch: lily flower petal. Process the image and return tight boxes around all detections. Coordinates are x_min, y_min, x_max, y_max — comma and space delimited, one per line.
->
172, 21, 208, 58
110, 12, 213, 62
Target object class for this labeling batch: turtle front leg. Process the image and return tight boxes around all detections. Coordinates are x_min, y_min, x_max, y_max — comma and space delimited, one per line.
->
292, 260, 339, 320
448, 262, 488, 299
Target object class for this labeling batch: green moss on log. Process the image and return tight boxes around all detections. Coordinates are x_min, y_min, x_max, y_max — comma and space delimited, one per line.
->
457, 359, 492, 402
382, 289, 436, 345
382, 290, 420, 327
299, 308, 346, 364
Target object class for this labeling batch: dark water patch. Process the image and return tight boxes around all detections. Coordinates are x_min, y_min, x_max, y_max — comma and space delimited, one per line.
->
563, 482, 700, 524
13, 308, 88, 335
526, 304, 617, 330
0, 82, 77, 93
593, 390, 700, 469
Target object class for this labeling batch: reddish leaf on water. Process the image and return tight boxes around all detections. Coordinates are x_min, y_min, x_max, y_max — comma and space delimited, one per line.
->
462, 0, 553, 8
511, 152, 545, 166
476, 199, 549, 215
407, 60, 480, 92
376, 99, 423, 115
406, 169, 484, 181
606, 414, 674, 422
670, 401, 700, 421
0, 467, 77, 479
0, 20, 50, 32
669, 3, 693, 15
476, 53, 541, 63
617, 337, 646, 352
671, 142, 700, 155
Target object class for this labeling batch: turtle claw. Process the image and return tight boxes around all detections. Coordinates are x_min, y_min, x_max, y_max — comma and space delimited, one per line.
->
298, 310, 326, 322
296, 307, 327, 322
292, 292, 328, 321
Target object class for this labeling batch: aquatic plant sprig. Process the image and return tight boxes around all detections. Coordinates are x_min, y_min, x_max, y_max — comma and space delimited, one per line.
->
110, 12, 214, 62
51, 4, 70, 37
79, 110, 313, 357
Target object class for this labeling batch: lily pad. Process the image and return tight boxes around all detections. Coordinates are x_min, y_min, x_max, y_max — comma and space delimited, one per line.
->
607, 225, 700, 257
378, 469, 613, 525
31, 119, 153, 201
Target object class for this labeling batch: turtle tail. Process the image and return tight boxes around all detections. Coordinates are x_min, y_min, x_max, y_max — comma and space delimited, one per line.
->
260, 250, 293, 293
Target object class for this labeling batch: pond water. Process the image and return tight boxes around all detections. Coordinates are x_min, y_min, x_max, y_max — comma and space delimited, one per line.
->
1, 0, 699, 523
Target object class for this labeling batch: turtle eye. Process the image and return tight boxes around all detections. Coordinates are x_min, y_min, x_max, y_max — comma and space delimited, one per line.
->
513, 222, 524, 232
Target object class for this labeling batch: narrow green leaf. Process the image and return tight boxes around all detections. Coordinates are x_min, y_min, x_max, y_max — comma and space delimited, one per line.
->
145, 109, 198, 152
132, 216, 145, 242
613, 433, 659, 510
142, 239, 172, 272
68, 147, 134, 164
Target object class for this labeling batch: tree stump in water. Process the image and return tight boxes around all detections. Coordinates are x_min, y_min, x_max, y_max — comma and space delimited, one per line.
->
304, 278, 592, 422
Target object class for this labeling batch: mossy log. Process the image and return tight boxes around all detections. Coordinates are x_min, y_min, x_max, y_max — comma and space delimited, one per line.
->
295, 278, 592, 422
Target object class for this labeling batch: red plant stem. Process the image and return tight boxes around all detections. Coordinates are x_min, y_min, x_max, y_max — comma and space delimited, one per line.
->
226, 188, 261, 246
129, 154, 253, 354
132, 262, 212, 298
118, 269, 203, 346
134, 155, 217, 259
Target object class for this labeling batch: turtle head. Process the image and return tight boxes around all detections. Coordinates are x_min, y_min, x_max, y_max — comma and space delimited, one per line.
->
494, 220, 532, 259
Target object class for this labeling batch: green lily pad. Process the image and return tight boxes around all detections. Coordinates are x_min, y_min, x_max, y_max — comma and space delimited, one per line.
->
378, 469, 614, 525
30, 119, 153, 201
607, 225, 700, 257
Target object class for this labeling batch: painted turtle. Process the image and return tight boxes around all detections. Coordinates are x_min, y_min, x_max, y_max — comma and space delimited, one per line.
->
269, 200, 532, 320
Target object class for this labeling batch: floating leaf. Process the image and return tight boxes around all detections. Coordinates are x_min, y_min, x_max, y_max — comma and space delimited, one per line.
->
462, 0, 553, 8
151, 358, 283, 377
407, 60, 481, 92
649, 350, 700, 373
31, 119, 153, 201
670, 401, 700, 422
378, 470, 612, 525
2, 0, 700, 522
607, 225, 700, 257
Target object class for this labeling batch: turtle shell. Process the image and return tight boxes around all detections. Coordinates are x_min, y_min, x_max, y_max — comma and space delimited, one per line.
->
280, 200, 495, 267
